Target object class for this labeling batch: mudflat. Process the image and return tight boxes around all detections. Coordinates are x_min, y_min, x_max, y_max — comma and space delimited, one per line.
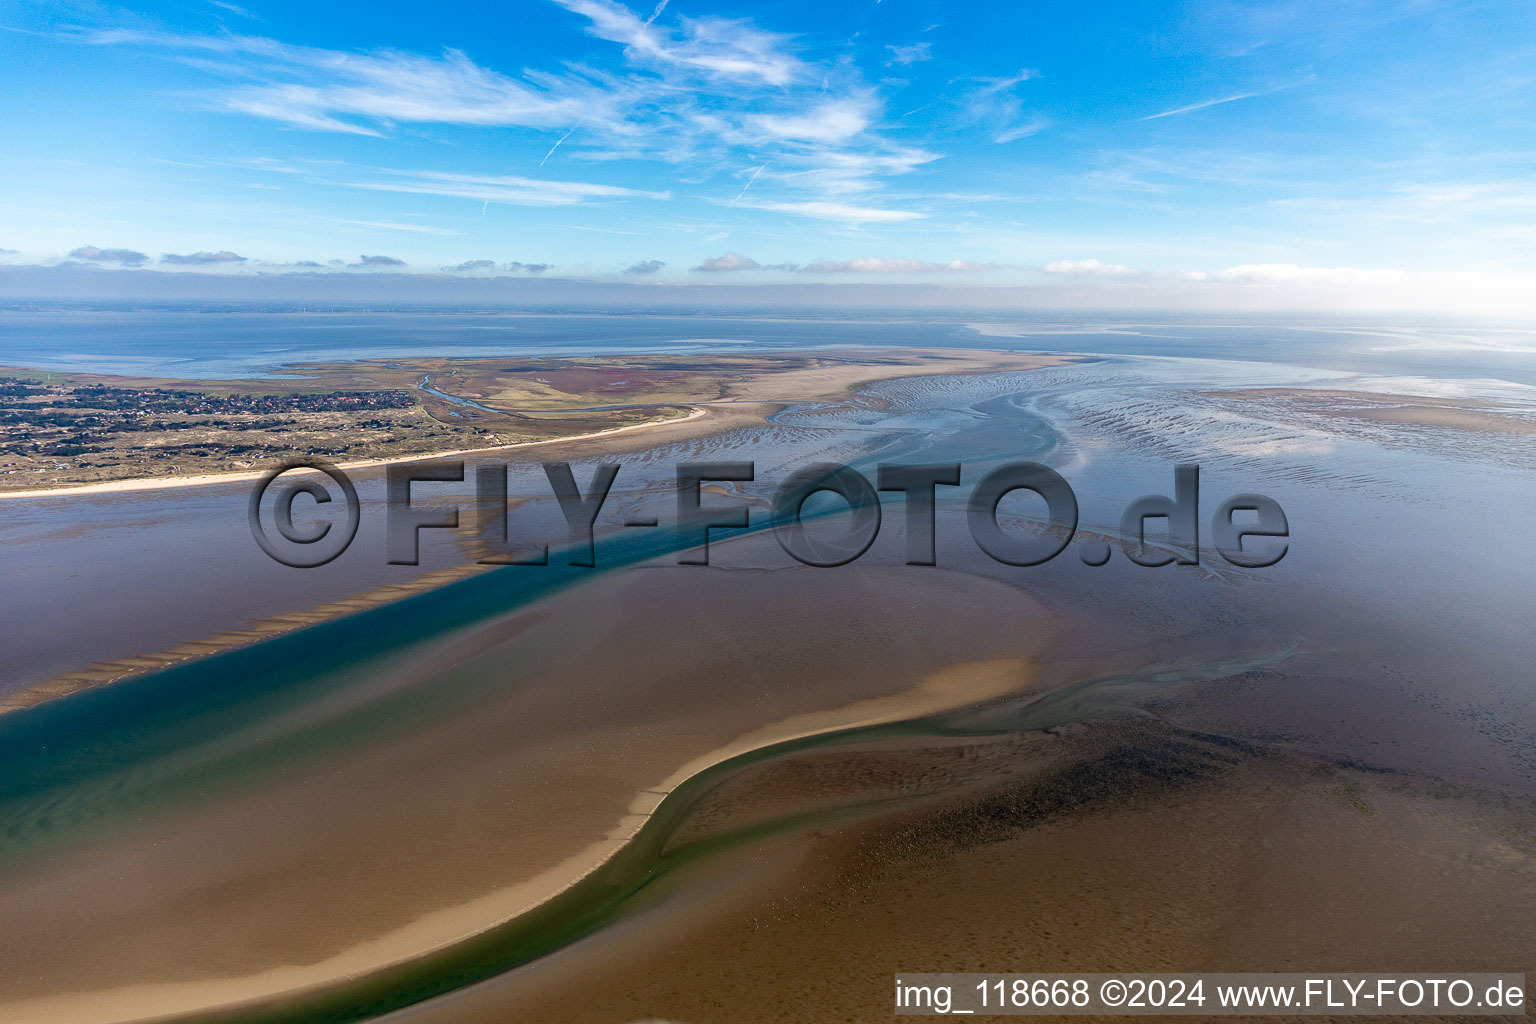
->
0, 557, 1054, 1024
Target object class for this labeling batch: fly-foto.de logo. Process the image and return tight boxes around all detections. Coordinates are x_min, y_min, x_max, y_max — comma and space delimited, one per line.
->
249, 459, 1288, 571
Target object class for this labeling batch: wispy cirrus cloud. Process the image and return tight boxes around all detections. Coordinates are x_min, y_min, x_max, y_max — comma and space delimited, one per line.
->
993, 119, 1049, 143
733, 198, 926, 224
329, 219, 462, 235
885, 42, 933, 67
207, 0, 259, 19
85, 30, 609, 137
756, 148, 940, 197
219, 156, 663, 211
345, 169, 669, 207
745, 96, 877, 145
1272, 178, 1536, 223
962, 68, 1047, 144
81, 1, 935, 227
550, 0, 804, 84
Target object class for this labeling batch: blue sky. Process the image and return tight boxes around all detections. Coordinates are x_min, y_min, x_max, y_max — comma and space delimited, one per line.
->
2, 0, 1534, 309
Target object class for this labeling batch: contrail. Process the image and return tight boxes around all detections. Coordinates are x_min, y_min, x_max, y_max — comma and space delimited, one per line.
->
701, 164, 768, 236
539, 129, 574, 167
728, 163, 767, 207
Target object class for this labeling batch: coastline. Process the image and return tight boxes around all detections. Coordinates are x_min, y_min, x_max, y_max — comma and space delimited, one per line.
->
0, 349, 1074, 716
0, 405, 707, 500
0, 400, 768, 716
0, 349, 1083, 1024
0, 349, 1077, 501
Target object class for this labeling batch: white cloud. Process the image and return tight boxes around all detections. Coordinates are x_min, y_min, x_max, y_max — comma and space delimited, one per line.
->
747, 97, 876, 144
208, 0, 257, 16
13, 257, 1536, 315
435, 260, 550, 274
89, 31, 606, 135
973, 69, 1039, 93
551, 0, 803, 84
759, 147, 940, 196
1207, 263, 1397, 285
994, 119, 1049, 143
802, 257, 997, 273
734, 199, 925, 224
1398, 182, 1536, 211
885, 42, 932, 66
68, 245, 149, 266
693, 251, 761, 271
345, 169, 669, 207
160, 250, 247, 264
86, 5, 932, 224
963, 68, 1045, 145
329, 219, 462, 235
1043, 258, 1139, 276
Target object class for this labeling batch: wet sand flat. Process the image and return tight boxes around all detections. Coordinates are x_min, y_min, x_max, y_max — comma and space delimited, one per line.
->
0, 556, 1053, 1024
1213, 386, 1536, 435
0, 349, 1069, 705
6, 343, 1536, 1024
393, 720, 1536, 1024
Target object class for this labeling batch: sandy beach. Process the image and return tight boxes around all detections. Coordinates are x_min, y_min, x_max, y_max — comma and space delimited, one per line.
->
0, 406, 707, 501
0, 349, 1073, 501
0, 349, 1072, 715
